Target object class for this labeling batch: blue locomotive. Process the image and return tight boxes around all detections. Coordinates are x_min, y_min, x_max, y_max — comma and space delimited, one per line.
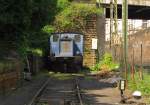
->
49, 33, 83, 72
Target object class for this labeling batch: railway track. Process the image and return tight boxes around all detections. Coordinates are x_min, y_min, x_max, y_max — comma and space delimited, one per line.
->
28, 75, 83, 105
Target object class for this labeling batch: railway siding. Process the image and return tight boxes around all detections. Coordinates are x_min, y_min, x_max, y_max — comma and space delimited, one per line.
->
29, 74, 84, 105
0, 72, 147, 105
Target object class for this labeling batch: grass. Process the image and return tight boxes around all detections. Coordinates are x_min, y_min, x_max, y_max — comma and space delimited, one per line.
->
48, 72, 74, 80
128, 72, 150, 96
91, 53, 119, 72
84, 76, 95, 81
128, 72, 150, 104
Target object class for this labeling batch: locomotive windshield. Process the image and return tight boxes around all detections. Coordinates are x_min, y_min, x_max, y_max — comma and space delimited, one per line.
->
74, 35, 81, 42
53, 34, 59, 42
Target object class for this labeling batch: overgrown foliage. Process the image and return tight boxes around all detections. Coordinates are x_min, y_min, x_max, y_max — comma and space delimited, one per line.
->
54, 3, 102, 32
0, 0, 69, 58
0, 0, 102, 59
91, 53, 119, 71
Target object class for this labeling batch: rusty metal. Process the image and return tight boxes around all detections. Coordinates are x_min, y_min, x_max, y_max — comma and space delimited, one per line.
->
131, 47, 135, 80
75, 77, 83, 105
139, 43, 143, 80
28, 79, 49, 105
28, 75, 83, 105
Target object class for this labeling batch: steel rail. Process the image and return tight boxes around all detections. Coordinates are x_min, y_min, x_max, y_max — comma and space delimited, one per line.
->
28, 78, 49, 105
75, 77, 83, 105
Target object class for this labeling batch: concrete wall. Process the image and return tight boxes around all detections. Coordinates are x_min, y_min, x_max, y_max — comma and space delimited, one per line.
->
106, 27, 150, 66
128, 27, 150, 66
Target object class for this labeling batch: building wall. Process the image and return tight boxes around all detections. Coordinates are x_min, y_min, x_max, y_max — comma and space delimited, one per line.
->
106, 27, 150, 67
83, 15, 105, 67
128, 27, 150, 66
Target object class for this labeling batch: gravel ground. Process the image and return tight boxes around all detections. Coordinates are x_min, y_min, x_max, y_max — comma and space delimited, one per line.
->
0, 72, 146, 105
79, 75, 146, 105
38, 78, 78, 105
0, 73, 48, 105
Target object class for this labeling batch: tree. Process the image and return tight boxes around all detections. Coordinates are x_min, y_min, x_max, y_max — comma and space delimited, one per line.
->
54, 3, 102, 33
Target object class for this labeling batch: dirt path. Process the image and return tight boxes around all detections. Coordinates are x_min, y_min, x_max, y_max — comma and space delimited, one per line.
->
79, 75, 145, 105
0, 72, 146, 105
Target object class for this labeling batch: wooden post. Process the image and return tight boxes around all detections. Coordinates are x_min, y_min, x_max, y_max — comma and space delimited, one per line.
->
140, 43, 143, 80
131, 47, 135, 80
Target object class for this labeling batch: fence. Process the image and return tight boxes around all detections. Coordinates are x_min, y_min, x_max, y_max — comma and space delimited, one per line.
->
105, 27, 150, 79
0, 59, 21, 95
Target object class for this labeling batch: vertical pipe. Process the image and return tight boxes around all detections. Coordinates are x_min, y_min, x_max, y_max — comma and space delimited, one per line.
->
122, 0, 128, 80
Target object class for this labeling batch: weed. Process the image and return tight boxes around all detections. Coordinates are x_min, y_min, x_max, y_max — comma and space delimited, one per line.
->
91, 53, 119, 72
128, 72, 150, 96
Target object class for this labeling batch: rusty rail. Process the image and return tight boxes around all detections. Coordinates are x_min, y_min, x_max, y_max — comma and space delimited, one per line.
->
29, 75, 83, 105
28, 78, 49, 105
75, 77, 83, 105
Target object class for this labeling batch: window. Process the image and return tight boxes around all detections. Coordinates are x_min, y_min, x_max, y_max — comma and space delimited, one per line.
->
53, 35, 59, 42
74, 35, 81, 42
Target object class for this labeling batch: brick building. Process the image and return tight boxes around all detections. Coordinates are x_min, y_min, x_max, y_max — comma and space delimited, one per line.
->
71, 0, 105, 67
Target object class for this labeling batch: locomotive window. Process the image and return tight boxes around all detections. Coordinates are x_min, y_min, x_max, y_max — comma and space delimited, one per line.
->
74, 35, 81, 42
53, 35, 59, 42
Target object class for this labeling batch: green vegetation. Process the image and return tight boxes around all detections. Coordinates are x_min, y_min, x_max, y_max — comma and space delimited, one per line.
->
91, 53, 119, 72
0, 61, 16, 73
54, 3, 102, 32
128, 72, 150, 96
0, 0, 102, 60
49, 72, 74, 80
0, 0, 57, 58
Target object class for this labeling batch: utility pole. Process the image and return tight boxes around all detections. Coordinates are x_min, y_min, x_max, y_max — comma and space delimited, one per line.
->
114, 0, 118, 39
122, 0, 128, 81
110, 0, 114, 49
113, 0, 118, 60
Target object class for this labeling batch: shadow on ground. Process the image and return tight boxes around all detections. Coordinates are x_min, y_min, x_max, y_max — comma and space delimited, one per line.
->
79, 75, 123, 105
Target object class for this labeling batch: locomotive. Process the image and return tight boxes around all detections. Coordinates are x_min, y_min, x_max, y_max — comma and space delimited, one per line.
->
49, 33, 83, 72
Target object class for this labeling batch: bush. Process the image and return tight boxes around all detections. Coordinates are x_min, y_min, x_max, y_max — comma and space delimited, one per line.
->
42, 25, 55, 34
54, 3, 102, 32
91, 53, 119, 71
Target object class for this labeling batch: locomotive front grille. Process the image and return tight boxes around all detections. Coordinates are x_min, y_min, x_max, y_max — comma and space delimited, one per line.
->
60, 40, 73, 57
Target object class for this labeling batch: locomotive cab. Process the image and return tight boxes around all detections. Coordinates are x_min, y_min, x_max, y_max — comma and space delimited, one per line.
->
49, 33, 83, 72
